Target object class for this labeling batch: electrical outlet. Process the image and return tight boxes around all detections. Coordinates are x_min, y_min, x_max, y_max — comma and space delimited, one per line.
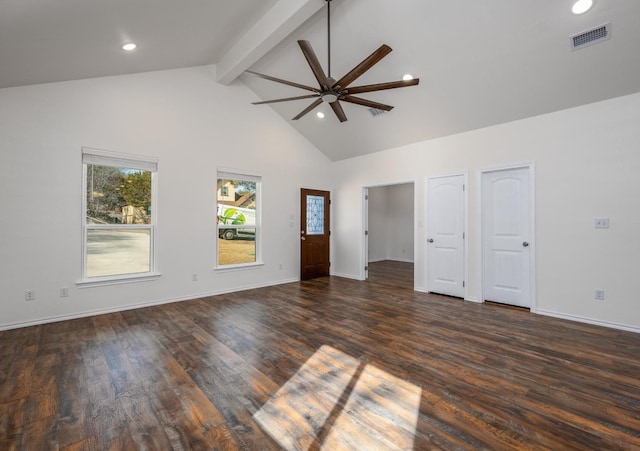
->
60, 287, 69, 298
25, 290, 35, 301
594, 218, 609, 229
595, 289, 605, 300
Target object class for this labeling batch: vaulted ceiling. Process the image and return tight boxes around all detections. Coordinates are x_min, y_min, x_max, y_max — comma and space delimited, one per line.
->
2, 0, 640, 160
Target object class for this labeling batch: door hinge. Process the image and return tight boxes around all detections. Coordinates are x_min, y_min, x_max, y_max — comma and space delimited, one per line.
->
462, 281, 465, 287
364, 230, 369, 235
463, 232, 465, 239
329, 261, 331, 267
329, 230, 331, 236
365, 195, 369, 200
365, 265, 368, 271
463, 184, 465, 191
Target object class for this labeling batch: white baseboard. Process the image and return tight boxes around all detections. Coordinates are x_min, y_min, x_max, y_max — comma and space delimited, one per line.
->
536, 309, 640, 334
0, 277, 299, 331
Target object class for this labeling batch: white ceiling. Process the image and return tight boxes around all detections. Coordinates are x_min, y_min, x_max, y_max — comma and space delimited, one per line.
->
2, 0, 640, 161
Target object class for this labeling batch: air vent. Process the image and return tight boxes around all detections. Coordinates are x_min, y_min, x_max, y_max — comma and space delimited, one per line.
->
368, 108, 387, 118
571, 22, 611, 50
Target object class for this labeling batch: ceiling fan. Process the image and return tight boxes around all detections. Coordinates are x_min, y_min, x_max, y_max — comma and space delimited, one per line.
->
247, 0, 419, 123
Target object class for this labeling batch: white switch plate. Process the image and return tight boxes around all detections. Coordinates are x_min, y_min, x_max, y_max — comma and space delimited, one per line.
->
595, 289, 605, 300
594, 218, 609, 229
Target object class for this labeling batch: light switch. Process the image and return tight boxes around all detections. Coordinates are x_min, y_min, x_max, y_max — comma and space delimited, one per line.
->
594, 218, 609, 229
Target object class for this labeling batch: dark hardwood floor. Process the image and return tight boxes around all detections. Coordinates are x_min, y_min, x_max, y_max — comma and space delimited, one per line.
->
1, 260, 640, 450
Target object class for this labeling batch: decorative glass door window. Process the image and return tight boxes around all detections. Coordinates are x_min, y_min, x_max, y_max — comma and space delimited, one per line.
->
306, 195, 325, 235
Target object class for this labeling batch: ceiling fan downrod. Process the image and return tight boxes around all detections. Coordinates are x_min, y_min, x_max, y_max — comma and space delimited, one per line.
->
326, 0, 332, 79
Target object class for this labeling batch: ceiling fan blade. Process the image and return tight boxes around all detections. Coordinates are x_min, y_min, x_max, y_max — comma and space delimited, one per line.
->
245, 70, 319, 93
252, 94, 320, 105
298, 40, 331, 90
347, 78, 419, 95
330, 101, 348, 123
341, 95, 394, 111
333, 44, 392, 90
293, 98, 323, 120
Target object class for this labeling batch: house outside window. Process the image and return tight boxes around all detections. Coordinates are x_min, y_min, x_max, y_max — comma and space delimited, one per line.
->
217, 170, 261, 268
80, 148, 159, 286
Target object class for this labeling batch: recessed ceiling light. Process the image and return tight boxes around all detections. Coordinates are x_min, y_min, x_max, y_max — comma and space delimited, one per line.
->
122, 43, 137, 51
402, 74, 414, 81
316, 111, 325, 119
571, 0, 594, 15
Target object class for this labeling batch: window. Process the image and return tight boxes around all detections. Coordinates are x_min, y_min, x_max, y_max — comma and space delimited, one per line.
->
80, 148, 158, 285
216, 171, 261, 268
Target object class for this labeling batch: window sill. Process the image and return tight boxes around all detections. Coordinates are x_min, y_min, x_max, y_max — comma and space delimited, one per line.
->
214, 262, 264, 273
76, 272, 161, 288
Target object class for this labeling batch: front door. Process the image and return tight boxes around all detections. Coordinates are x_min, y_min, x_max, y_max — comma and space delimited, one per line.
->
300, 188, 330, 280
482, 167, 532, 308
426, 175, 465, 298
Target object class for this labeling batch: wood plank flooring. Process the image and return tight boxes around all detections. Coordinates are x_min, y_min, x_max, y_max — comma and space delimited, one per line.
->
1, 260, 640, 450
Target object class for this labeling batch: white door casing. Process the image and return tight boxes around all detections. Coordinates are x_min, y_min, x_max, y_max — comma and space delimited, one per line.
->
426, 175, 465, 298
363, 188, 369, 280
481, 166, 533, 308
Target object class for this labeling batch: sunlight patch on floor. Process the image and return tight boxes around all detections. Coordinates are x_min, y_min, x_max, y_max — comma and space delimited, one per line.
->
254, 345, 421, 450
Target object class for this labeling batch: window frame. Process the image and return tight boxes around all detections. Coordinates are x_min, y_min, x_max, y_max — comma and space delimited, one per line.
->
216, 170, 262, 270
78, 147, 160, 287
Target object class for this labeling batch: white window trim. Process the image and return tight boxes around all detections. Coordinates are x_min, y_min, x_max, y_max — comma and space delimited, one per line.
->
216, 169, 262, 269
78, 147, 160, 287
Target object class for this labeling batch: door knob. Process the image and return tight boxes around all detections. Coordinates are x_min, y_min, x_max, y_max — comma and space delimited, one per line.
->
428, 238, 434, 243
301, 237, 306, 241
522, 241, 529, 247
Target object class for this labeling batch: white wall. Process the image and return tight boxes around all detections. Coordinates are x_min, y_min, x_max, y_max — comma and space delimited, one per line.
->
3, 65, 640, 333
0, 65, 332, 329
331, 92, 640, 332
367, 184, 414, 263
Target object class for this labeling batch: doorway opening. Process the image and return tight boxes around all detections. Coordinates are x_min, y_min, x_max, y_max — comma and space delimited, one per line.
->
363, 182, 415, 288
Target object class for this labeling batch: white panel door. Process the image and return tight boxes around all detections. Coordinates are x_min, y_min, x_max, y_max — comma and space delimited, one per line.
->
427, 175, 465, 298
482, 167, 531, 308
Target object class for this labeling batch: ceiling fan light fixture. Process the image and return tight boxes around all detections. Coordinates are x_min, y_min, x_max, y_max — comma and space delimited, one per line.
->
122, 42, 137, 51
402, 74, 414, 81
571, 0, 594, 15
322, 92, 339, 103
316, 111, 325, 119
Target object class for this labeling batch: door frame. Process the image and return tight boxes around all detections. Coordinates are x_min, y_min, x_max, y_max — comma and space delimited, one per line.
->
361, 180, 417, 286
479, 162, 536, 312
425, 172, 469, 300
